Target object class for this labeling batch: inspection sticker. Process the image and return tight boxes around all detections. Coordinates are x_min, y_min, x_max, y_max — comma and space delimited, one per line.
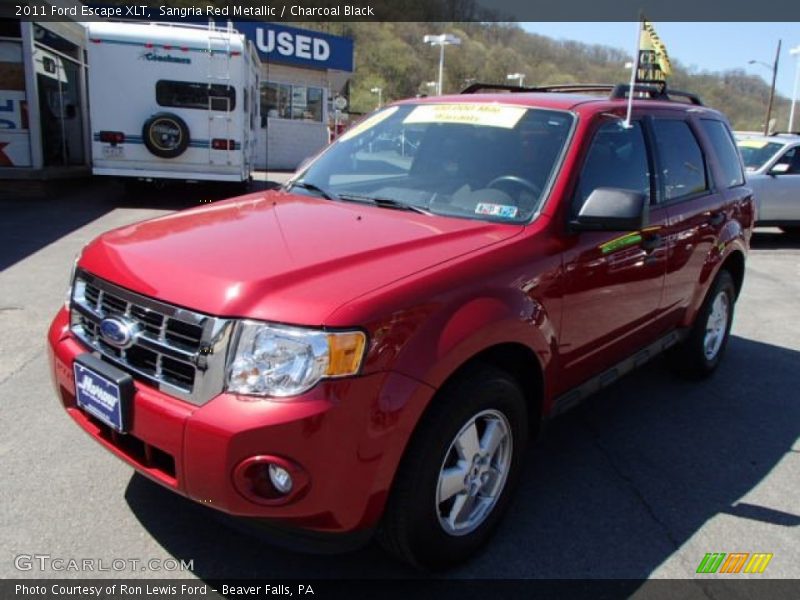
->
475, 203, 518, 218
403, 104, 526, 129
338, 106, 399, 141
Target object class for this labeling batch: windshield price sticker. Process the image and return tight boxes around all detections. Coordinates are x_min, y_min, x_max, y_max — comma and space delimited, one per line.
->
338, 106, 399, 141
403, 104, 527, 129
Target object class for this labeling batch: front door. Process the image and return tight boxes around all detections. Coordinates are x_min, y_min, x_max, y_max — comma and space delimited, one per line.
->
760, 145, 800, 223
560, 118, 668, 386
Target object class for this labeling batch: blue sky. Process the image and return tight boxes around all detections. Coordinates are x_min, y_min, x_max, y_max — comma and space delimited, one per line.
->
521, 23, 800, 99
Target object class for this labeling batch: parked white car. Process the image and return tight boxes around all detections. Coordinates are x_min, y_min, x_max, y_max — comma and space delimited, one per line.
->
736, 133, 800, 234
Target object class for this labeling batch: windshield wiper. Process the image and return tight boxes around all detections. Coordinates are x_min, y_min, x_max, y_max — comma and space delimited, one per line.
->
338, 194, 432, 215
286, 180, 339, 201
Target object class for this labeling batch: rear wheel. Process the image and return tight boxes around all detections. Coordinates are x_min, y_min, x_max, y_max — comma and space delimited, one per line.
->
378, 365, 528, 570
668, 270, 736, 379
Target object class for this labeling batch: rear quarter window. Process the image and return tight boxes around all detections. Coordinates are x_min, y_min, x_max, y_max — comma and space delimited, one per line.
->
700, 119, 745, 188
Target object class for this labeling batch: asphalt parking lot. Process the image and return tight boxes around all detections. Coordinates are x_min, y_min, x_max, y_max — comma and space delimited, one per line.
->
1, 178, 798, 587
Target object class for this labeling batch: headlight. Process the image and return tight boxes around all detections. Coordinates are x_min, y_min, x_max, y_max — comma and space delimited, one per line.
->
227, 321, 367, 398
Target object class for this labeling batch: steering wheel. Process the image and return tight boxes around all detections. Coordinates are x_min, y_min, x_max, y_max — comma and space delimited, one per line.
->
487, 175, 542, 199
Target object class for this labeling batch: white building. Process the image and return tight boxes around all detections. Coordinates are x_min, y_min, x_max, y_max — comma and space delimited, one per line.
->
237, 22, 353, 170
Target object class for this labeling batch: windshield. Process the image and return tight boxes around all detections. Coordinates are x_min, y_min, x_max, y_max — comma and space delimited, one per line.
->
736, 139, 785, 170
291, 103, 574, 223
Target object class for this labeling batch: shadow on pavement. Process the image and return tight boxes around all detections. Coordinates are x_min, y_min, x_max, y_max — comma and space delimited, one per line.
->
0, 178, 280, 271
125, 335, 800, 580
751, 229, 800, 250
0, 178, 114, 271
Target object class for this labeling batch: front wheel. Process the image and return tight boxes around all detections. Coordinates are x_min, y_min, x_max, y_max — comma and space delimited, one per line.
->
668, 270, 736, 379
378, 365, 528, 569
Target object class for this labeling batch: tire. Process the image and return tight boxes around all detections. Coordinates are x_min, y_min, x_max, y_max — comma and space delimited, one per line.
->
142, 112, 190, 159
378, 365, 529, 570
668, 270, 736, 379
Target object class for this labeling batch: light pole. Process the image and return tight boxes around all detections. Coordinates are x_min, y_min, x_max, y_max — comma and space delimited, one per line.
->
749, 39, 781, 135
423, 34, 461, 95
789, 45, 800, 132
370, 86, 383, 108
507, 73, 525, 87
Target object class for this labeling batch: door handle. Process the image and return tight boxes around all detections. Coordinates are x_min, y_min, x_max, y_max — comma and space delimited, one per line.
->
641, 233, 663, 253
707, 212, 725, 227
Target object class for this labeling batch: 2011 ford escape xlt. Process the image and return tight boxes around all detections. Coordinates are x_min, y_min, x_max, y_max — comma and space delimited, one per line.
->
48, 83, 754, 569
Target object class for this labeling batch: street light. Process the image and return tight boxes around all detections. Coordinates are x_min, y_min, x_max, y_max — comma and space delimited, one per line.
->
507, 73, 525, 87
749, 39, 782, 135
789, 45, 800, 132
370, 86, 383, 108
423, 33, 461, 95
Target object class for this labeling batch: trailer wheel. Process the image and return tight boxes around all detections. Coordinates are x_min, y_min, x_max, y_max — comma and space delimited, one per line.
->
142, 113, 190, 159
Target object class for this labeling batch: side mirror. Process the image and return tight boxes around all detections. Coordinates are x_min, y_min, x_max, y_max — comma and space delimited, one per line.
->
571, 188, 647, 231
769, 162, 790, 175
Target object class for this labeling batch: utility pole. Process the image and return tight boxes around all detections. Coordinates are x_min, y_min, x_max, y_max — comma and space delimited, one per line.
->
765, 40, 781, 135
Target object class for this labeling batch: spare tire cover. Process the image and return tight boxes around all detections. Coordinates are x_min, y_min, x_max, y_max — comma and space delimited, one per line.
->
142, 112, 190, 159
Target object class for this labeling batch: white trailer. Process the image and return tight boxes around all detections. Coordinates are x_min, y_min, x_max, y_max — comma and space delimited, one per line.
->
85, 21, 260, 183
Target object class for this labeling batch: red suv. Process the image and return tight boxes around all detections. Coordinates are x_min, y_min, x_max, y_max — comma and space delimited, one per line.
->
48, 83, 754, 569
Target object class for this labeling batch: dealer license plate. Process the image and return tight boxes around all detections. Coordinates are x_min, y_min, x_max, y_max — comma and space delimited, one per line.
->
74, 361, 126, 432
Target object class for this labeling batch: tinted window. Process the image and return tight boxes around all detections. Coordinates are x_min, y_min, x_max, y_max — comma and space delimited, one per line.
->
700, 120, 744, 188
574, 121, 650, 214
652, 120, 707, 201
156, 80, 236, 111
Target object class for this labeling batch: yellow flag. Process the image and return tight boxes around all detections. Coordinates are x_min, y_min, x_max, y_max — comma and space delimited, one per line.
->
637, 20, 671, 83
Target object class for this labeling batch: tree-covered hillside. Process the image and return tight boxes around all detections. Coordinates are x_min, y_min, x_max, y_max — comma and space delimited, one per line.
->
308, 22, 792, 131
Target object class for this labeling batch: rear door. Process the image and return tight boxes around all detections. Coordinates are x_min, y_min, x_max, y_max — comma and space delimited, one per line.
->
559, 117, 669, 385
654, 114, 745, 325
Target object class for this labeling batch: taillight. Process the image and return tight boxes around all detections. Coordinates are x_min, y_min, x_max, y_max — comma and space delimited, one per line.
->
99, 131, 125, 144
211, 138, 235, 150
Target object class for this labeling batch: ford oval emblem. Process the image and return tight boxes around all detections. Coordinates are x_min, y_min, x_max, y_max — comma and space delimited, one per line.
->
98, 317, 138, 349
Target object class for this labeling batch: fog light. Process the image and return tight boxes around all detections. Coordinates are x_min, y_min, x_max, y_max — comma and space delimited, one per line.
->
233, 455, 309, 505
268, 464, 293, 494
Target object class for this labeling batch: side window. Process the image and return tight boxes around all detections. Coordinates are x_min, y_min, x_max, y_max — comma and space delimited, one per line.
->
652, 119, 707, 201
155, 80, 236, 112
699, 119, 745, 188
573, 121, 650, 215
774, 147, 800, 175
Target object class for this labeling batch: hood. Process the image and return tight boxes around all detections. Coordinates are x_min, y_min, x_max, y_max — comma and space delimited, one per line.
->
80, 190, 522, 325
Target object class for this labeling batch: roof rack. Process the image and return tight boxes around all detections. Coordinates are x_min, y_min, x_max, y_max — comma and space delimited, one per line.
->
460, 82, 704, 106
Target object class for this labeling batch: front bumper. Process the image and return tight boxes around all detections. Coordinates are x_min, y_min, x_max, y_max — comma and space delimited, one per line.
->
48, 307, 434, 533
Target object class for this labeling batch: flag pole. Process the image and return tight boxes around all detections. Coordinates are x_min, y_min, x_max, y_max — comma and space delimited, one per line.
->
624, 17, 643, 129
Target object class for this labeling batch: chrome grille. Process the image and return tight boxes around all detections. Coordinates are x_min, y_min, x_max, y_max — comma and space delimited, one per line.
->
69, 270, 234, 405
